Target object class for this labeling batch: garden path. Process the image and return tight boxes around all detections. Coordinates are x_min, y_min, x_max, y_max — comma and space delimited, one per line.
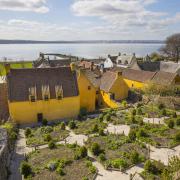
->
104, 124, 130, 136
9, 129, 33, 180
149, 144, 180, 165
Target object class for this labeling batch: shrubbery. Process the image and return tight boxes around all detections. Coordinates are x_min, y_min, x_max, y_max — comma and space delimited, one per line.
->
25, 128, 31, 138
42, 119, 48, 126
168, 120, 174, 129
91, 143, 102, 156
60, 122, 66, 130
68, 120, 76, 129
20, 161, 32, 178
48, 140, 56, 149
128, 129, 136, 141
43, 134, 52, 142
176, 118, 180, 126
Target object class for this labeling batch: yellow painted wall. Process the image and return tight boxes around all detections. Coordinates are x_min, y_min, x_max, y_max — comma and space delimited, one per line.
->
124, 78, 144, 89
9, 96, 80, 124
77, 71, 96, 112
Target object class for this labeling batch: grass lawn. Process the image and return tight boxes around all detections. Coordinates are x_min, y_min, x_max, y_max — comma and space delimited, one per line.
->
27, 145, 96, 180
136, 123, 180, 147
73, 118, 107, 135
26, 125, 69, 146
86, 134, 148, 170
0, 61, 33, 76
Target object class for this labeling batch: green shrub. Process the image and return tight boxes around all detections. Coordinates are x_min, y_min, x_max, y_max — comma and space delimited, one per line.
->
25, 128, 31, 138
132, 109, 136, 116
48, 141, 56, 149
137, 108, 143, 115
89, 166, 96, 173
137, 128, 148, 138
91, 143, 101, 156
20, 161, 32, 178
60, 122, 66, 130
80, 108, 87, 116
41, 126, 53, 133
99, 114, 104, 121
99, 153, 106, 161
82, 177, 89, 180
128, 129, 136, 141
56, 166, 65, 176
99, 128, 105, 136
42, 119, 48, 126
131, 116, 136, 124
69, 120, 76, 129
168, 120, 174, 129
92, 124, 99, 133
122, 100, 127, 107
176, 118, 180, 126
86, 160, 92, 167
175, 132, 180, 142
158, 103, 165, 110
104, 114, 111, 121
43, 134, 52, 142
79, 146, 88, 158
130, 151, 140, 164
144, 160, 163, 175
111, 159, 128, 169
161, 109, 167, 116
172, 112, 177, 118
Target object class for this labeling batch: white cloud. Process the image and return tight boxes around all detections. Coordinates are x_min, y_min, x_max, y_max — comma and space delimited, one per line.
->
0, 0, 49, 13
71, 0, 179, 33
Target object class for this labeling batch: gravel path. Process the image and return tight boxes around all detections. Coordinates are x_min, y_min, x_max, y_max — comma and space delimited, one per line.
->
8, 129, 33, 180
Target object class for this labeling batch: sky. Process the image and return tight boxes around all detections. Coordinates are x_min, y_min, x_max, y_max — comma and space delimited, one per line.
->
0, 0, 179, 40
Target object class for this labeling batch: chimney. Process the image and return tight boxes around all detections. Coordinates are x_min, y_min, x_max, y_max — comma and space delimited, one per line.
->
90, 62, 94, 71
100, 64, 105, 74
118, 52, 121, 56
116, 71, 122, 77
5, 63, 10, 75
133, 53, 136, 57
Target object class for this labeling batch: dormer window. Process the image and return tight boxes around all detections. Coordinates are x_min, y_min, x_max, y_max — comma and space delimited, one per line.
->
42, 85, 50, 101
55, 85, 63, 100
29, 86, 37, 102
124, 60, 128, 65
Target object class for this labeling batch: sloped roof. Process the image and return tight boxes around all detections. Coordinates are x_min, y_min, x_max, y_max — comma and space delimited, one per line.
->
7, 67, 79, 102
116, 55, 134, 65
160, 61, 180, 73
122, 69, 156, 83
151, 71, 178, 85
100, 71, 117, 92
109, 55, 118, 63
137, 61, 160, 71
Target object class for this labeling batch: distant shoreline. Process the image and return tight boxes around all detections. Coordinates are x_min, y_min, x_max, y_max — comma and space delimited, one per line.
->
0, 40, 165, 44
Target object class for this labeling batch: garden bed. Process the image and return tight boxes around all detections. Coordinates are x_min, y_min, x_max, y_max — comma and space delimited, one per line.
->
86, 134, 148, 171
26, 125, 69, 146
25, 145, 96, 180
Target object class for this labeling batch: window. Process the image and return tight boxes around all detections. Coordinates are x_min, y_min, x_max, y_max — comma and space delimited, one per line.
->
132, 84, 134, 88
37, 113, 43, 123
96, 91, 99, 94
29, 86, 36, 102
110, 93, 115, 100
88, 86, 91, 90
55, 85, 63, 100
42, 85, 50, 101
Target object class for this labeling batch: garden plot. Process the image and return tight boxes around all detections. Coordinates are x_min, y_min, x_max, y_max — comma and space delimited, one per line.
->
86, 134, 148, 171
26, 125, 69, 146
26, 145, 96, 180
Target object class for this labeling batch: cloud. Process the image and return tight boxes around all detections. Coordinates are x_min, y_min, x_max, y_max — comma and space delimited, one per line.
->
71, 0, 179, 32
0, 0, 49, 13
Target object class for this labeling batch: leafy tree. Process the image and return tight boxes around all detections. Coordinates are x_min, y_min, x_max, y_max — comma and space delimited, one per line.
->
160, 33, 180, 62
150, 52, 164, 61
20, 161, 32, 178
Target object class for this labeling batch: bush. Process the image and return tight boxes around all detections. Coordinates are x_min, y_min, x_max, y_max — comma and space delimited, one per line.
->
137, 128, 148, 138
158, 103, 165, 110
56, 166, 65, 176
99, 128, 105, 136
130, 151, 140, 164
111, 159, 128, 169
99, 114, 104, 122
104, 114, 111, 121
144, 160, 163, 175
20, 161, 32, 178
41, 126, 53, 133
92, 124, 99, 133
175, 132, 180, 142
79, 146, 88, 158
161, 109, 167, 116
43, 134, 52, 142
91, 143, 101, 156
82, 177, 89, 180
132, 109, 136, 116
48, 141, 56, 149
168, 120, 174, 129
80, 108, 87, 116
89, 166, 96, 173
42, 119, 48, 126
176, 118, 180, 126
137, 108, 143, 115
25, 128, 31, 138
69, 120, 76, 129
122, 100, 127, 107
128, 129, 136, 141
172, 112, 177, 118
60, 122, 66, 130
99, 153, 106, 161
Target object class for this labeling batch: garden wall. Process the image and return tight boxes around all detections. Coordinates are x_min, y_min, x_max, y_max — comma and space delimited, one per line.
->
0, 128, 10, 180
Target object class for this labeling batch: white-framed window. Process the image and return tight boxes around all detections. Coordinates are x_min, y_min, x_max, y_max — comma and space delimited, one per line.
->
42, 85, 50, 101
55, 85, 63, 100
29, 86, 37, 102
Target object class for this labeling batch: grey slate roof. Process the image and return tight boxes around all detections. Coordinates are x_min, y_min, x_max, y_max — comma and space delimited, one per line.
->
7, 67, 79, 102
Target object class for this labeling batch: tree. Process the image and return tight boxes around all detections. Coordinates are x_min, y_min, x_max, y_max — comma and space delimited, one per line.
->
20, 161, 32, 178
160, 33, 180, 62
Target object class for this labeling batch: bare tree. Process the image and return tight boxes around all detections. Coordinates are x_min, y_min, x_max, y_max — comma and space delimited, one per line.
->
160, 33, 180, 62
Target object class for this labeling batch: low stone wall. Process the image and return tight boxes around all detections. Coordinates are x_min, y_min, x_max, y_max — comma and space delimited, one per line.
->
0, 128, 9, 180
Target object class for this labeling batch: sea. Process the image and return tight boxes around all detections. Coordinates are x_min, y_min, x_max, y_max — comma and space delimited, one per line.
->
0, 43, 164, 61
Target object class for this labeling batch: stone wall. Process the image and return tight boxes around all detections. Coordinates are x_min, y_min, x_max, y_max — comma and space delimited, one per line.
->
0, 83, 9, 123
0, 128, 9, 180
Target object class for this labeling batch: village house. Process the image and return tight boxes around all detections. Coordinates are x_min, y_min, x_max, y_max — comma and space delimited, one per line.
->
104, 53, 137, 69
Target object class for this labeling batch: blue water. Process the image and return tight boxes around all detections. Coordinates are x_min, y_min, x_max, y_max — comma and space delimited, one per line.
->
0, 43, 163, 61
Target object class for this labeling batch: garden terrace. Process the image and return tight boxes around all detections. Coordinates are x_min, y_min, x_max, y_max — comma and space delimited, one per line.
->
135, 123, 180, 147
73, 118, 107, 135
26, 125, 69, 146
86, 134, 148, 171
26, 145, 96, 180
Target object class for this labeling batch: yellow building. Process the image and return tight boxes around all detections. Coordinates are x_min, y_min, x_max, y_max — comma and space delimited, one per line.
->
7, 67, 80, 124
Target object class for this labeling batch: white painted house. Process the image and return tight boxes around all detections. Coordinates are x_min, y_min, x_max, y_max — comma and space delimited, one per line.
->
104, 53, 137, 69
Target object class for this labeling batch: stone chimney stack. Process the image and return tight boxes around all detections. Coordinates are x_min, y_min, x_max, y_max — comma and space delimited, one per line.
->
5, 63, 10, 75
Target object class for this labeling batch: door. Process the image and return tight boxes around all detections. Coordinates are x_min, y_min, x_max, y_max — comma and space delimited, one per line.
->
37, 113, 43, 123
